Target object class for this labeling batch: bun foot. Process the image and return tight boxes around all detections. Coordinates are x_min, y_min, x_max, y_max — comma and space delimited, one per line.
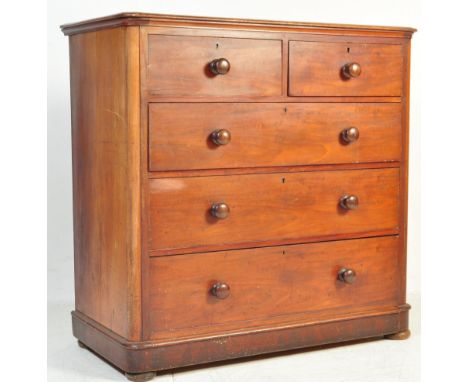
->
77, 340, 88, 349
385, 329, 411, 340
125, 371, 156, 382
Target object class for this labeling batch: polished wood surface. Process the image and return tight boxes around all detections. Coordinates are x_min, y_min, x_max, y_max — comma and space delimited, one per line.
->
289, 41, 403, 96
72, 305, 409, 373
61, 12, 416, 36
146, 34, 282, 96
63, 12, 414, 377
148, 168, 399, 255
69, 26, 141, 340
148, 236, 399, 338
148, 103, 401, 172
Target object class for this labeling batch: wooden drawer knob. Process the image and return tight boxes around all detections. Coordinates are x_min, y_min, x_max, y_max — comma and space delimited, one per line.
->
211, 282, 230, 299
338, 268, 357, 284
341, 127, 360, 144
342, 62, 361, 78
210, 129, 231, 145
209, 58, 230, 75
210, 202, 230, 219
340, 195, 359, 210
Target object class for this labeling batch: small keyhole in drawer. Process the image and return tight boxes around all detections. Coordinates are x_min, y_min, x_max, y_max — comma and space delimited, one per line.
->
282, 177, 286, 183
347, 47, 350, 53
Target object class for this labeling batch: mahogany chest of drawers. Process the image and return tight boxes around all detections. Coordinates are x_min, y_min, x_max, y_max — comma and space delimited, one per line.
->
61, 13, 415, 381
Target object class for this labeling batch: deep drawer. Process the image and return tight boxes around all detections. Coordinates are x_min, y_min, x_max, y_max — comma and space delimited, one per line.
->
148, 103, 402, 172
148, 168, 399, 255
147, 236, 400, 339
146, 34, 282, 97
289, 41, 403, 96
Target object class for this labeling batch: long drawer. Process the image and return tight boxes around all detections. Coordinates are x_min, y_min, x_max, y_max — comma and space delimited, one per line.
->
148, 236, 400, 339
148, 103, 402, 172
148, 168, 399, 255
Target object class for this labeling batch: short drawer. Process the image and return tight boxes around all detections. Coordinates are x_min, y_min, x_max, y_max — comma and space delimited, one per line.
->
146, 34, 282, 97
148, 168, 399, 254
289, 41, 403, 96
149, 103, 401, 171
147, 236, 400, 339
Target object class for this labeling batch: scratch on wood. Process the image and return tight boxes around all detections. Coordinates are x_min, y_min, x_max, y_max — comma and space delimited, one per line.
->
105, 109, 126, 125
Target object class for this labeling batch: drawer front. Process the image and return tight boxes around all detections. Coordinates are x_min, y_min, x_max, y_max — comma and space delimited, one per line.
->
148, 168, 399, 254
148, 236, 400, 338
289, 41, 403, 96
146, 34, 282, 97
149, 103, 401, 172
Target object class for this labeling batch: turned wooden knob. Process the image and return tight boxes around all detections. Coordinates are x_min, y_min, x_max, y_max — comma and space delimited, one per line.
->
211, 282, 230, 299
210, 202, 230, 219
341, 127, 360, 143
210, 129, 231, 145
342, 62, 362, 78
338, 268, 357, 284
209, 58, 230, 75
340, 195, 359, 210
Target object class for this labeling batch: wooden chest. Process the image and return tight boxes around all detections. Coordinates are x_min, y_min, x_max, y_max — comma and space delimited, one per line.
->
61, 13, 415, 381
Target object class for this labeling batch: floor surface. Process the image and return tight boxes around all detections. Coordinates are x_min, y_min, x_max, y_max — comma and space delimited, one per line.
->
48, 293, 420, 382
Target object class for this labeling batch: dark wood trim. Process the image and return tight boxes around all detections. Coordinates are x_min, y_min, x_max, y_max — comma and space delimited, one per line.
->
142, 26, 410, 44
397, 39, 412, 305
149, 231, 400, 258
72, 304, 410, 373
146, 161, 401, 179
61, 12, 416, 36
139, 26, 151, 342
144, 96, 402, 103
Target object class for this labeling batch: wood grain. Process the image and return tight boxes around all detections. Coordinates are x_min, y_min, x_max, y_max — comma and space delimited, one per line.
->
73, 304, 409, 372
149, 103, 402, 171
148, 236, 399, 338
69, 27, 141, 340
61, 12, 416, 37
146, 34, 282, 97
148, 168, 399, 254
289, 41, 403, 96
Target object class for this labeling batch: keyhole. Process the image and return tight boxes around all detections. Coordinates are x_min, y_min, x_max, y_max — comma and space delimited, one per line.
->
347, 47, 350, 53
282, 177, 286, 183
216, 43, 219, 49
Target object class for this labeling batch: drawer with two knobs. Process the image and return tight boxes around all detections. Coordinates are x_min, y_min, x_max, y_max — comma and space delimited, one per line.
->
147, 236, 400, 339
148, 168, 400, 255
149, 103, 401, 172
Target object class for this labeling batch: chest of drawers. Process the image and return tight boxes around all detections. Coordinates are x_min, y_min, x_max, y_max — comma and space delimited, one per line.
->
61, 13, 415, 381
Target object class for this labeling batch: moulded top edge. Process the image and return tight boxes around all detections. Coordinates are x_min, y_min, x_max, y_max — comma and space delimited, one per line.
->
60, 12, 417, 36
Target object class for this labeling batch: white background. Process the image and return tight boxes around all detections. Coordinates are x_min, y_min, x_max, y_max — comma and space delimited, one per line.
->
0, 0, 454, 380
45, 0, 423, 381
1, 0, 465, 381
26, 0, 467, 380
